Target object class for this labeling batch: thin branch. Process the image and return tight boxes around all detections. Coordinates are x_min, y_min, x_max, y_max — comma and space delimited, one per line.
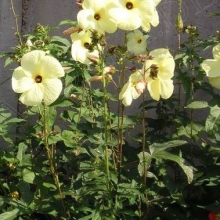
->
10, 0, 22, 45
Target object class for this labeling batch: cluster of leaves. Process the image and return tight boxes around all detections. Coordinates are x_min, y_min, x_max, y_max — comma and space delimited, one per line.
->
0, 19, 220, 220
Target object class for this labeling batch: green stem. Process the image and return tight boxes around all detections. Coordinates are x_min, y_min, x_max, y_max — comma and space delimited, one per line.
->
117, 31, 127, 173
142, 92, 148, 216
43, 104, 69, 219
177, 0, 182, 112
142, 94, 147, 186
102, 70, 110, 183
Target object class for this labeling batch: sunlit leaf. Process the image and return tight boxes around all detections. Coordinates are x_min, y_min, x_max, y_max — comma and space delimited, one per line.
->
22, 168, 35, 184
0, 208, 19, 220
153, 151, 193, 183
149, 140, 187, 155
185, 101, 209, 109
205, 105, 220, 132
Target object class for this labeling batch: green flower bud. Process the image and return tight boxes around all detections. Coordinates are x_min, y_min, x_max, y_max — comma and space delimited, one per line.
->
175, 13, 183, 31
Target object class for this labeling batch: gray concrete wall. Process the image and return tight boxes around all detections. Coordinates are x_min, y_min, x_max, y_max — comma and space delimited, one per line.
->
0, 0, 22, 115
0, 0, 219, 142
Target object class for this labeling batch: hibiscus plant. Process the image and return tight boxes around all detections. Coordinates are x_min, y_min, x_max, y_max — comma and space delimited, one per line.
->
0, 0, 220, 220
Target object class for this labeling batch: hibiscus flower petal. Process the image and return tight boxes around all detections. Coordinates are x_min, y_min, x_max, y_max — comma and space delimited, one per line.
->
19, 85, 44, 106
150, 10, 159, 27
40, 56, 65, 78
122, 92, 133, 106
141, 22, 151, 32
71, 43, 87, 63
77, 9, 95, 31
21, 50, 45, 75
42, 78, 63, 105
119, 82, 131, 100
201, 60, 220, 77
212, 43, 220, 61
209, 77, 220, 89
109, 8, 141, 30
147, 79, 160, 101
131, 87, 141, 99
160, 79, 174, 99
12, 66, 35, 93
99, 12, 117, 33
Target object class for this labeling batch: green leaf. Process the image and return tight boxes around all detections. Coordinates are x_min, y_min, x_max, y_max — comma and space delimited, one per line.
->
51, 36, 71, 47
185, 101, 209, 109
62, 130, 76, 147
197, 202, 220, 212
137, 152, 152, 176
58, 20, 77, 26
153, 151, 193, 183
4, 57, 14, 67
149, 140, 187, 155
43, 182, 56, 189
0, 208, 19, 220
16, 143, 28, 166
177, 123, 203, 139
18, 181, 35, 205
22, 168, 35, 184
205, 105, 220, 132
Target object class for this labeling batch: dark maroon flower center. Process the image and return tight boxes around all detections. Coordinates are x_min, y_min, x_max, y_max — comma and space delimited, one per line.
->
126, 2, 133, 10
84, 42, 90, 48
94, 13, 101, 20
35, 75, 42, 83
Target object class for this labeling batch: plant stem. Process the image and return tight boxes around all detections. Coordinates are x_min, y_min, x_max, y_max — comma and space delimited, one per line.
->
99, 52, 110, 190
142, 92, 148, 215
117, 31, 127, 173
43, 104, 69, 219
10, 0, 22, 46
177, 0, 182, 111
103, 76, 110, 181
142, 94, 147, 186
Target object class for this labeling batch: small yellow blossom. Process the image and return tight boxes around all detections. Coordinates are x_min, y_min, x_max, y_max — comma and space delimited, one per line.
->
127, 30, 148, 55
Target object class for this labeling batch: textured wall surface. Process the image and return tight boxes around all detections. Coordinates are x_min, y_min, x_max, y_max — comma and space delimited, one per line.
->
0, 0, 22, 116
0, 0, 219, 145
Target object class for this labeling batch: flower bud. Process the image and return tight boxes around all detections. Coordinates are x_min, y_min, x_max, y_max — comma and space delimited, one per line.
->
89, 76, 103, 82
26, 39, 33, 47
105, 74, 113, 81
87, 55, 99, 64
103, 66, 116, 74
175, 13, 183, 31
63, 26, 81, 36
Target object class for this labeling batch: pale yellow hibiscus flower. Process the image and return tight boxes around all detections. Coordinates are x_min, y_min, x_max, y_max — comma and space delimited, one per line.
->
119, 70, 146, 106
77, 0, 117, 34
12, 50, 65, 106
127, 30, 148, 55
71, 30, 99, 65
142, 48, 175, 101
109, 0, 159, 31
201, 43, 220, 89
141, 0, 161, 32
